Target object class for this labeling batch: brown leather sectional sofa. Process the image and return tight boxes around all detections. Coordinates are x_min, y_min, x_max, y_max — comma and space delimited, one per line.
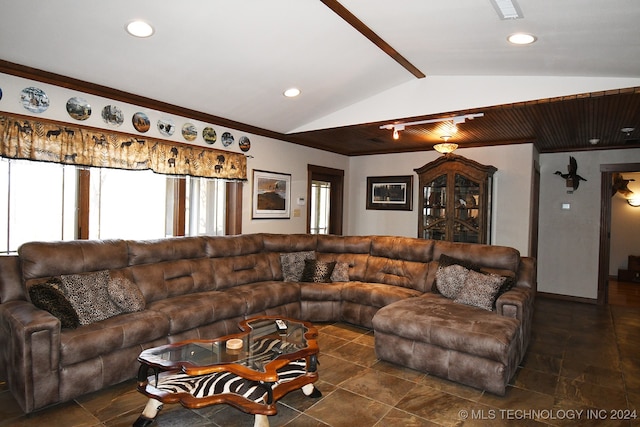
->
0, 233, 536, 413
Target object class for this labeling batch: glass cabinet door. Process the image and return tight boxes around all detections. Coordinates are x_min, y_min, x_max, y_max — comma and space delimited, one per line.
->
421, 174, 447, 240
453, 173, 480, 243
415, 154, 496, 244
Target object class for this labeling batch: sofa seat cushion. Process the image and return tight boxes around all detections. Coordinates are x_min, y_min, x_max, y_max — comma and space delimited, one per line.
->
372, 294, 520, 365
225, 281, 300, 314
146, 291, 247, 334
341, 282, 422, 308
300, 282, 345, 301
60, 310, 169, 366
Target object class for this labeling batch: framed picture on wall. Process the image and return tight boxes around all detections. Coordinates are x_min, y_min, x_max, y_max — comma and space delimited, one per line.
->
366, 175, 413, 211
252, 169, 291, 219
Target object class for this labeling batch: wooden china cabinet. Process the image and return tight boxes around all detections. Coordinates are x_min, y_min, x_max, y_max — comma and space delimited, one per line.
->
415, 154, 496, 244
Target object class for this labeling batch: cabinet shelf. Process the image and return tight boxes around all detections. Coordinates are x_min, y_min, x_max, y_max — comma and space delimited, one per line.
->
415, 154, 496, 244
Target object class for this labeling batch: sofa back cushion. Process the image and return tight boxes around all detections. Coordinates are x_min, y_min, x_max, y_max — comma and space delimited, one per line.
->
370, 236, 434, 262
315, 235, 372, 281
317, 235, 371, 254
432, 241, 520, 271
126, 259, 200, 303
426, 241, 521, 293
262, 233, 318, 253
316, 252, 369, 281
127, 237, 206, 265
204, 234, 265, 257
19, 240, 129, 289
363, 256, 431, 292
210, 252, 278, 290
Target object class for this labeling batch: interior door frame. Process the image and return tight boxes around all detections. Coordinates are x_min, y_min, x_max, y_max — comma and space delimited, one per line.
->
598, 162, 640, 305
307, 165, 344, 235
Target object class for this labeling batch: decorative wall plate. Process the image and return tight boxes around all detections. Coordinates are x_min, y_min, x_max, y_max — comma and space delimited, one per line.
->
0, 87, 3, 101
132, 112, 150, 133
182, 123, 197, 141
101, 105, 124, 126
21, 87, 49, 113
203, 127, 217, 144
239, 136, 251, 152
221, 132, 234, 147
66, 97, 91, 120
157, 118, 175, 136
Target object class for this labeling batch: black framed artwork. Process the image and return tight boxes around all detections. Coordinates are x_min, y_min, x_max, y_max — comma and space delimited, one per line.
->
366, 175, 413, 211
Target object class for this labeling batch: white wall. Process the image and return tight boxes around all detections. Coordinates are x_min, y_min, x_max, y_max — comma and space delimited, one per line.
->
347, 144, 536, 256
240, 136, 349, 234
610, 172, 640, 275
538, 149, 640, 299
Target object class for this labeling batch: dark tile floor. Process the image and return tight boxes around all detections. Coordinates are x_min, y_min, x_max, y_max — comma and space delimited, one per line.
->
1, 297, 639, 426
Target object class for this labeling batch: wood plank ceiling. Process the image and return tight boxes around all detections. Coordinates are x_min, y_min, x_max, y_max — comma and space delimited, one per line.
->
286, 87, 640, 156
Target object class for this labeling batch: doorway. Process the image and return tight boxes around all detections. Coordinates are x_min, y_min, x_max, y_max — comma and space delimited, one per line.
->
307, 165, 344, 235
597, 162, 640, 305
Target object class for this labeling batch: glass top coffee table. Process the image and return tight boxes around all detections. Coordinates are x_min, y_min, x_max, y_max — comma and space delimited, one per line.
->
134, 316, 320, 427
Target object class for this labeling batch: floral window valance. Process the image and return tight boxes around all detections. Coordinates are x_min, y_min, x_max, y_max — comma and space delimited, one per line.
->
0, 113, 247, 180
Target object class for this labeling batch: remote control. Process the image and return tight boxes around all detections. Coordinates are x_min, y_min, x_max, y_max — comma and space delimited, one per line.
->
275, 319, 287, 332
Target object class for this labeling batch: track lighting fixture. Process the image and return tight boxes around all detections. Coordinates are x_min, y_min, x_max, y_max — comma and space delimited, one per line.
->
379, 113, 483, 149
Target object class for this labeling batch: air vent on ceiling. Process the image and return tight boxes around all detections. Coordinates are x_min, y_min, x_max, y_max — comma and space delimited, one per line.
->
489, 0, 524, 19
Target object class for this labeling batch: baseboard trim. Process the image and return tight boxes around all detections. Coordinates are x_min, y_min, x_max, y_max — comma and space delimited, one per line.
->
537, 291, 597, 305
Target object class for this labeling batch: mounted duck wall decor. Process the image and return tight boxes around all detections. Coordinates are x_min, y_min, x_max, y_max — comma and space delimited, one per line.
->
554, 156, 587, 192
612, 173, 635, 198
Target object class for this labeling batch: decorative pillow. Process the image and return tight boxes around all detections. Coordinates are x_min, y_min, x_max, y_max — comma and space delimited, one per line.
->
29, 281, 80, 329
435, 264, 470, 299
280, 251, 316, 282
330, 262, 350, 282
107, 276, 146, 313
60, 270, 122, 325
432, 254, 482, 293
481, 268, 516, 303
301, 259, 337, 283
454, 270, 506, 311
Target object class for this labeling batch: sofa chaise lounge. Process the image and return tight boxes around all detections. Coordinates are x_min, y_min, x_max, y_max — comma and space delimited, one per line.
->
0, 233, 535, 413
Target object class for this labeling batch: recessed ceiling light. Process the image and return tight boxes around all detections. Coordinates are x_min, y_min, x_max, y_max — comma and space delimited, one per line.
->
126, 20, 154, 38
283, 88, 301, 98
507, 33, 537, 45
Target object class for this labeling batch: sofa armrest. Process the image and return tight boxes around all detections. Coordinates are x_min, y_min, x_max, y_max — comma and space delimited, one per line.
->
495, 286, 534, 321
0, 300, 61, 413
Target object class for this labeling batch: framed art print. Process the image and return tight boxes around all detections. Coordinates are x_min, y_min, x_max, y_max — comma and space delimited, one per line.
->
252, 169, 291, 219
366, 175, 413, 211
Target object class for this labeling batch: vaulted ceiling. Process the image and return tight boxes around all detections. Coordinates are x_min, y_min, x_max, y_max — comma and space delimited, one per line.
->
1, 0, 639, 155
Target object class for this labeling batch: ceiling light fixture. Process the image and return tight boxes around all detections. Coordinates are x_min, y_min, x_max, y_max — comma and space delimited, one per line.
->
507, 33, 537, 45
621, 127, 635, 136
490, 0, 524, 19
283, 88, 301, 98
392, 124, 404, 140
589, 138, 600, 145
433, 143, 459, 154
379, 113, 483, 143
125, 20, 154, 38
